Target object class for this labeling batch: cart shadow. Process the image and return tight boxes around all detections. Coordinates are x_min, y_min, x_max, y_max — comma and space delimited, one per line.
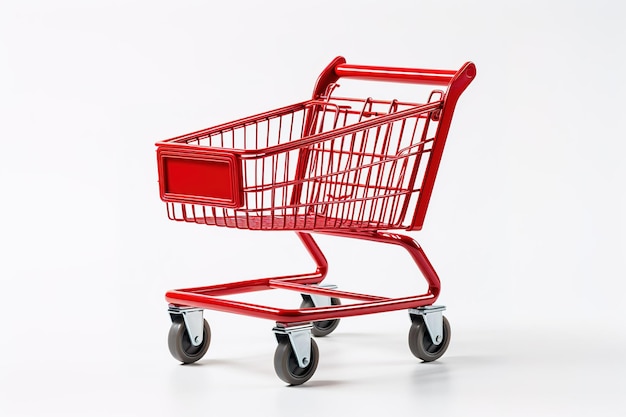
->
168, 336, 508, 388
171, 359, 350, 388
285, 380, 347, 388
184, 357, 268, 370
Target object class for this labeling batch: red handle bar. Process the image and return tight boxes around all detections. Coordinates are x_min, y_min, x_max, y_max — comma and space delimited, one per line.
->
335, 63, 463, 86
311, 56, 475, 99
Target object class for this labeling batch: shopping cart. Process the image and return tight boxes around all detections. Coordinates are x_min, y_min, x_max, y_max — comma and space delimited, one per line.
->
156, 56, 476, 385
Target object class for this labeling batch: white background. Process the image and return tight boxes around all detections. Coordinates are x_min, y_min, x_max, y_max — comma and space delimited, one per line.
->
1, 1, 625, 416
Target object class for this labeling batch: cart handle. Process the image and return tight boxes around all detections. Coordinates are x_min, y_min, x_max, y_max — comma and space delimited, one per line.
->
335, 63, 470, 86
311, 57, 475, 99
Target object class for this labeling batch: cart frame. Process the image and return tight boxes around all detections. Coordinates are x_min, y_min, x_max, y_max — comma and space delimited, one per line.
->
157, 56, 475, 384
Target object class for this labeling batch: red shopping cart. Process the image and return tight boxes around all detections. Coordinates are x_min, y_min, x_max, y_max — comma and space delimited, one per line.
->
156, 56, 475, 385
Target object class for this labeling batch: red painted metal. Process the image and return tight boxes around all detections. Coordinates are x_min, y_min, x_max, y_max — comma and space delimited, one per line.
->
157, 147, 243, 208
165, 230, 440, 323
335, 63, 457, 86
157, 57, 475, 325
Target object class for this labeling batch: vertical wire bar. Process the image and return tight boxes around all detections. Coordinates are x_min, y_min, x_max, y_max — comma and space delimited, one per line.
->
181, 204, 189, 222
389, 116, 420, 224
298, 107, 309, 227
239, 125, 249, 229
200, 205, 207, 225
270, 116, 283, 229
348, 98, 375, 225
206, 205, 214, 226
362, 124, 382, 224
372, 101, 400, 227
366, 107, 386, 224
316, 107, 341, 222
166, 202, 174, 221
322, 109, 334, 228
299, 109, 315, 229
344, 132, 360, 225
370, 101, 399, 226
392, 117, 421, 225
220, 132, 230, 224
246, 120, 263, 225
323, 139, 336, 227
333, 109, 351, 225
323, 109, 344, 227
398, 114, 432, 226
201, 205, 208, 225
284, 112, 294, 222
353, 126, 372, 224
303, 106, 325, 229
311, 107, 338, 228
260, 119, 267, 227
366, 100, 397, 225
383, 116, 408, 226
315, 106, 330, 226
342, 103, 366, 224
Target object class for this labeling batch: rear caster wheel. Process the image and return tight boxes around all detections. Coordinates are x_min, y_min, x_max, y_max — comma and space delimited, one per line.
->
273, 338, 319, 385
168, 319, 211, 364
408, 315, 451, 362
300, 296, 341, 337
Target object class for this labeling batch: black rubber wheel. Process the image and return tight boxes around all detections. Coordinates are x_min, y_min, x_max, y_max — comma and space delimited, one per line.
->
273, 338, 319, 386
408, 315, 451, 362
168, 319, 211, 364
300, 297, 341, 337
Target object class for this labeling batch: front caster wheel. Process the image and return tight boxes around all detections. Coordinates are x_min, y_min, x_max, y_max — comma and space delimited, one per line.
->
273, 338, 319, 385
300, 296, 341, 337
168, 319, 211, 364
408, 315, 451, 362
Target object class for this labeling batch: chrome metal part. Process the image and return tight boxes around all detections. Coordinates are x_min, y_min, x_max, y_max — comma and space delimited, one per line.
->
306, 284, 338, 307
409, 306, 446, 346
273, 323, 314, 368
169, 306, 204, 347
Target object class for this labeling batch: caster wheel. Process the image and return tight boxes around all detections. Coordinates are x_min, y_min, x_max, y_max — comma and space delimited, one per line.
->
273, 338, 319, 385
168, 319, 211, 364
408, 315, 451, 362
300, 296, 341, 337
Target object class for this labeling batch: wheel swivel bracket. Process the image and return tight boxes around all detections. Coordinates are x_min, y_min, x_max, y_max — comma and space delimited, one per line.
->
169, 306, 204, 347
273, 323, 314, 368
409, 305, 446, 346
302, 284, 338, 307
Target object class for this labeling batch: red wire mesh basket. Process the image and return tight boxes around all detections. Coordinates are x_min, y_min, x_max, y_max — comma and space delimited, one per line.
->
157, 58, 474, 232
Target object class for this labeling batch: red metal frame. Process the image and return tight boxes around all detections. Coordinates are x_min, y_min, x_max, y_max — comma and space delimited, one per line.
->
165, 231, 440, 324
158, 56, 475, 325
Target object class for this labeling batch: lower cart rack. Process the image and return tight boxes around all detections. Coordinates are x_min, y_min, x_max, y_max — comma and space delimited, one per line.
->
157, 56, 475, 385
